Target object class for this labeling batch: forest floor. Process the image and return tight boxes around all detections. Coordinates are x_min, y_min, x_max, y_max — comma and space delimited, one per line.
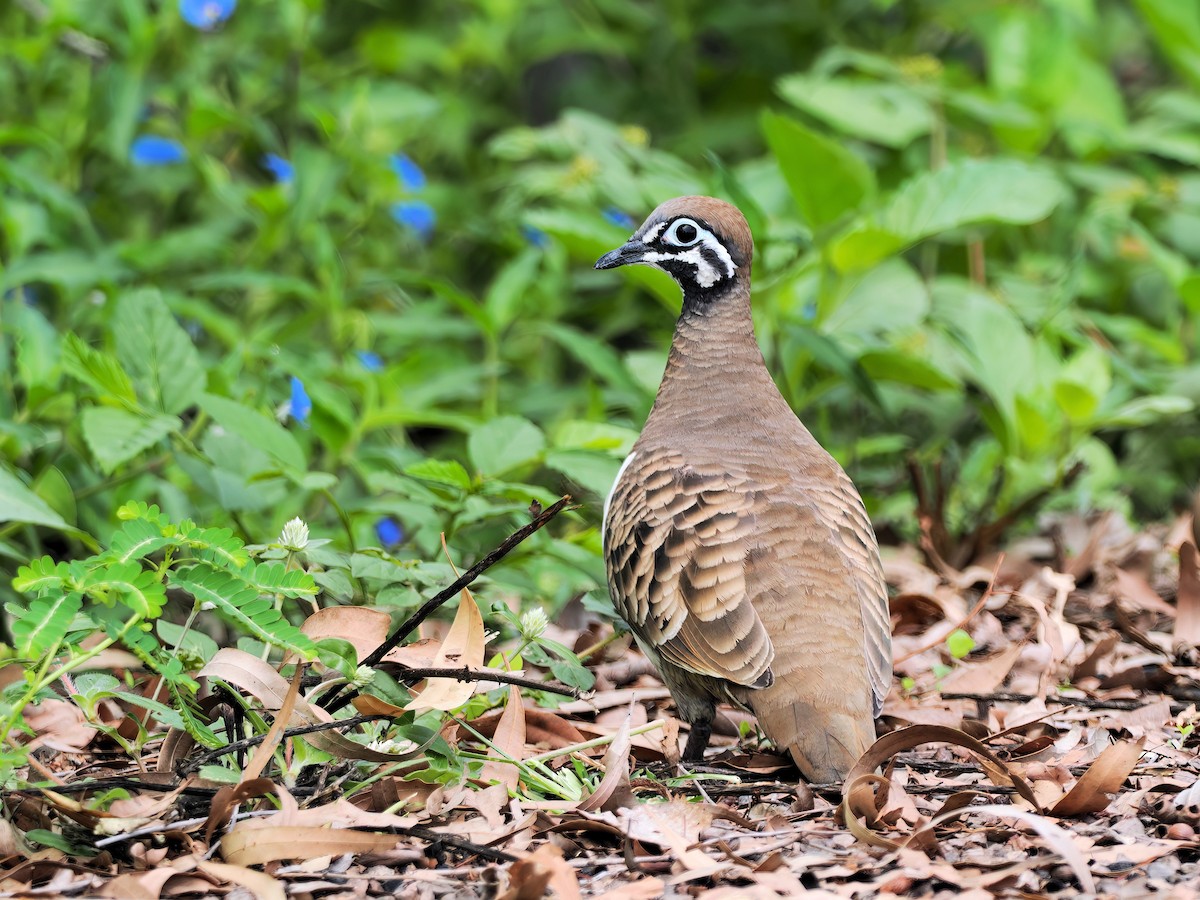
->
4, 508, 1200, 898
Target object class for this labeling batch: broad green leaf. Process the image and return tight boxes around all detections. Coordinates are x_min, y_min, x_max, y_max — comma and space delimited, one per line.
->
404, 458, 473, 490
776, 75, 934, 148
112, 289, 206, 414
198, 393, 306, 472
830, 159, 1066, 270
1136, 0, 1200, 91
10, 304, 60, 390
485, 248, 542, 333
468, 416, 546, 477
822, 259, 929, 335
1095, 396, 1194, 427
858, 349, 960, 391
761, 110, 873, 232
61, 334, 138, 408
81, 408, 180, 474
0, 468, 69, 529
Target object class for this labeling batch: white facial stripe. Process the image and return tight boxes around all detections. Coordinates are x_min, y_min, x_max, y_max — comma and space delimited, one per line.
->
640, 221, 667, 243
705, 233, 736, 280
641, 249, 722, 288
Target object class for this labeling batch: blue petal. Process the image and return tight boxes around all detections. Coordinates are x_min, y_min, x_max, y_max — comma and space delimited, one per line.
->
180, 0, 236, 29
356, 350, 384, 372
375, 517, 404, 548
390, 201, 436, 239
289, 376, 312, 427
262, 153, 294, 184
389, 153, 427, 192
130, 135, 187, 166
603, 207, 635, 229
521, 225, 549, 248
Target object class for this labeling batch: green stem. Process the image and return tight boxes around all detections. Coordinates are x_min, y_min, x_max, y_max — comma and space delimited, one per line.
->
0, 613, 143, 748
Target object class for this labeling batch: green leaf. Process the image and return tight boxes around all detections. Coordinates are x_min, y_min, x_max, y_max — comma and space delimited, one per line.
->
1095, 396, 1194, 428
170, 565, 317, 658
61, 333, 138, 408
761, 109, 873, 232
776, 75, 935, 148
81, 562, 167, 617
0, 468, 69, 529
830, 159, 1066, 270
858, 349, 960, 391
81, 408, 180, 474
946, 629, 976, 659
198, 393, 306, 472
404, 459, 473, 490
107, 518, 175, 564
1136, 0, 1200, 91
6, 590, 82, 657
112, 289, 206, 414
822, 259, 929, 335
467, 416, 546, 477
485, 247, 542, 333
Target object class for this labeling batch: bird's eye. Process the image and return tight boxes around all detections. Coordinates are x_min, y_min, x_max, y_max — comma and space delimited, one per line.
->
667, 219, 701, 246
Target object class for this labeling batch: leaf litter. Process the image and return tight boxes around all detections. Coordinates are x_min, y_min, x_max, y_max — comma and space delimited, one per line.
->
4, 508, 1200, 897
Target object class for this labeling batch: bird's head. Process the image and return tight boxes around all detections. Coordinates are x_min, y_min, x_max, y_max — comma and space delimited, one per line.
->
594, 196, 752, 303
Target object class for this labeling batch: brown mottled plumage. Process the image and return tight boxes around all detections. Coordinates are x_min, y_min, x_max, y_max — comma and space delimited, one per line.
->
596, 196, 891, 782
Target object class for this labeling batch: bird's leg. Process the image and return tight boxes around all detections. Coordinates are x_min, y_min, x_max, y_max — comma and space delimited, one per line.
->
682, 718, 713, 761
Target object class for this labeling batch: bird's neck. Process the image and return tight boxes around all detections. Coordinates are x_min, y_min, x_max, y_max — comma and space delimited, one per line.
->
642, 280, 794, 442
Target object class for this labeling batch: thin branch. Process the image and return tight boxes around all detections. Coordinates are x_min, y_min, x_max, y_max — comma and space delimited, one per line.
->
396, 665, 580, 699
179, 713, 391, 774
893, 555, 1003, 665
320, 495, 574, 712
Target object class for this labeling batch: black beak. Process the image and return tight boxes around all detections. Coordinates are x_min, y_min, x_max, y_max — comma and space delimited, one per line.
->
594, 240, 648, 270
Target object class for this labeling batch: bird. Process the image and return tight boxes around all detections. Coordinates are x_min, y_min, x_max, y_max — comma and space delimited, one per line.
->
595, 196, 892, 783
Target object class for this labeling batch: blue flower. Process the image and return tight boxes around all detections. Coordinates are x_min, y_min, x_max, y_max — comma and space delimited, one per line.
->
390, 153, 426, 192
263, 153, 294, 184
180, 0, 236, 29
130, 136, 187, 166
375, 517, 404, 548
521, 224, 549, 248
603, 207, 635, 229
390, 201, 435, 239
289, 376, 312, 427
356, 350, 383, 372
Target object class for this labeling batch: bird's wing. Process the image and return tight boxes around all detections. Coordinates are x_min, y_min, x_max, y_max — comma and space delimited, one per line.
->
829, 475, 892, 717
604, 455, 774, 688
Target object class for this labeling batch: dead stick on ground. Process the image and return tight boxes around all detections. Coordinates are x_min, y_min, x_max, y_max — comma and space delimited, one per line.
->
320, 495, 575, 713
396, 665, 580, 698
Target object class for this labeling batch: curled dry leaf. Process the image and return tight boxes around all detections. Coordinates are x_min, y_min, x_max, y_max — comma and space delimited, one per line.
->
578, 704, 635, 813
479, 686, 527, 791
498, 842, 581, 900
844, 724, 1041, 833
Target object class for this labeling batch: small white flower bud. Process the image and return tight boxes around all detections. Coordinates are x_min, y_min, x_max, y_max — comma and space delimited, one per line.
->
520, 607, 549, 641
279, 517, 309, 551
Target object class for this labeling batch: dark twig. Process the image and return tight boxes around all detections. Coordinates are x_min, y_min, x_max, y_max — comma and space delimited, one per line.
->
179, 713, 391, 774
391, 824, 517, 863
395, 665, 581, 698
320, 496, 574, 713
941, 691, 1149, 711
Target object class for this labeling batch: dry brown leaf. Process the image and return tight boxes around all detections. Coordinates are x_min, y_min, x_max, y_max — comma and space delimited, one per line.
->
193, 648, 427, 762
195, 860, 285, 900
300, 606, 391, 662
404, 585, 485, 712
1176, 542, 1200, 646
940, 643, 1023, 694
221, 824, 404, 866
498, 843, 581, 900
479, 686, 527, 791
578, 704, 635, 812
1051, 737, 1145, 816
1112, 567, 1176, 616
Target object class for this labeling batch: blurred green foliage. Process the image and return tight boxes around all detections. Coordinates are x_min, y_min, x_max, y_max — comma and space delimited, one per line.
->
4, 0, 1200, 614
